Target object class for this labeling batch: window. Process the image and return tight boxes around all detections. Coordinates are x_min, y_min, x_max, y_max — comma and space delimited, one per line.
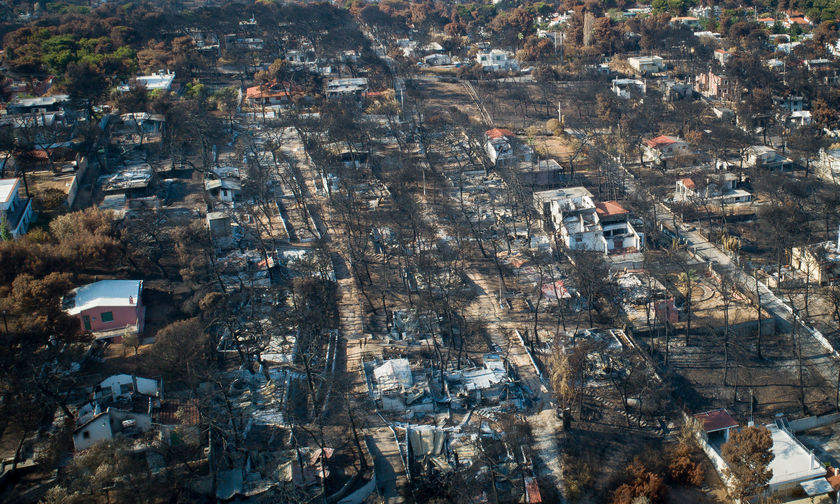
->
101, 311, 114, 323
120, 383, 132, 394
83, 431, 90, 439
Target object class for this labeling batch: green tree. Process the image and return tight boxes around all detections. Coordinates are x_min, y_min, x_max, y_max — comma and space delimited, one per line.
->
212, 86, 240, 132
0, 215, 11, 241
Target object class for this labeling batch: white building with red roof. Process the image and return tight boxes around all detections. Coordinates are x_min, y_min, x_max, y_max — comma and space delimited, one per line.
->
643, 135, 690, 162
694, 409, 739, 444
596, 200, 643, 252
484, 128, 516, 164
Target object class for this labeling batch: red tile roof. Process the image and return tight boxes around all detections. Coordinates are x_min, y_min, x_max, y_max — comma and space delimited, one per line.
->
645, 135, 679, 148
524, 477, 542, 504
485, 128, 514, 139
245, 81, 302, 100
678, 177, 695, 189
826, 470, 840, 491
595, 200, 628, 217
694, 409, 738, 433
788, 17, 810, 25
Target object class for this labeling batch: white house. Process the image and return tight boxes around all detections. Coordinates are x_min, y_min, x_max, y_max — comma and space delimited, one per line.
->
205, 178, 241, 204
476, 49, 519, 71
595, 200, 643, 252
73, 374, 163, 451
643, 135, 690, 162
611, 78, 646, 99
714, 49, 734, 65
0, 178, 34, 238
785, 110, 812, 127
765, 423, 827, 496
533, 187, 641, 254
627, 55, 664, 74
670, 16, 700, 28
773, 95, 806, 112
325, 78, 368, 101
422, 53, 451, 66
93, 374, 162, 404
675, 174, 752, 205
694, 409, 738, 444
484, 128, 515, 164
744, 145, 793, 170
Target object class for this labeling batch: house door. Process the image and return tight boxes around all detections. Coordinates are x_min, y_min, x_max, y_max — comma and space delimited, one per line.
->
82, 315, 91, 331
614, 238, 623, 250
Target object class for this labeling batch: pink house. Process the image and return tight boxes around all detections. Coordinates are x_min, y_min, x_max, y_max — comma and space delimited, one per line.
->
62, 280, 145, 341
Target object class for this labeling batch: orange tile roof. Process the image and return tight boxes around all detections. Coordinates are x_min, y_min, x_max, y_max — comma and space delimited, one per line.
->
827, 471, 840, 491
524, 477, 542, 504
245, 81, 302, 100
485, 128, 514, 139
595, 200, 628, 217
645, 135, 678, 148
678, 177, 695, 189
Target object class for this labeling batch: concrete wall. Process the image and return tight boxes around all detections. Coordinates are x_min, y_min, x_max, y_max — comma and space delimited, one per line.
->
65, 159, 88, 208
695, 429, 736, 490
338, 476, 376, 504
788, 412, 840, 433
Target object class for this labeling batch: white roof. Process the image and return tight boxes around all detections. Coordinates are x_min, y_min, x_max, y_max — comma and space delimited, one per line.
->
373, 359, 412, 391
629, 55, 663, 63
801, 478, 833, 496
766, 425, 826, 488
748, 145, 776, 155
0, 178, 19, 204
459, 367, 506, 390
118, 71, 175, 92
533, 186, 593, 204
64, 280, 142, 315
12, 94, 69, 107
136, 71, 175, 90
